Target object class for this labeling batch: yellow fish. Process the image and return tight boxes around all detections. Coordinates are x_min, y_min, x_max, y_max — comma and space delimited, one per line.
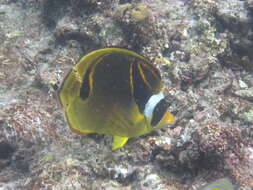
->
58, 48, 175, 150
198, 178, 235, 190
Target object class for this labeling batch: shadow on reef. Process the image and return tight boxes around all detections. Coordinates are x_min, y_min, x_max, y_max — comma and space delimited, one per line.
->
151, 143, 225, 179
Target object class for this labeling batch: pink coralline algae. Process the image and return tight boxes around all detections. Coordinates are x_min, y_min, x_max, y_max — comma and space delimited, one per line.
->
192, 122, 253, 186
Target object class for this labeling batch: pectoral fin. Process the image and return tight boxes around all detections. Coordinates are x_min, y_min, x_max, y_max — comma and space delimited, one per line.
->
112, 136, 129, 150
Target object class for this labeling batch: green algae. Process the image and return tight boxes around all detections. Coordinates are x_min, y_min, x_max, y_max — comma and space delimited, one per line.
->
114, 3, 150, 23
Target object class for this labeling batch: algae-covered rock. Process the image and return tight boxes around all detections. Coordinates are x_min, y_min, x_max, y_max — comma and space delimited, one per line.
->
114, 3, 150, 24
240, 109, 253, 124
246, 0, 253, 10
1, 0, 253, 189
208, 70, 233, 94
113, 3, 154, 50
0, 135, 15, 169
170, 55, 210, 88
234, 87, 253, 102
216, 0, 251, 33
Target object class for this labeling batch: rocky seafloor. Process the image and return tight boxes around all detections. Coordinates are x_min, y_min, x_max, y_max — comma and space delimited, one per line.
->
0, 0, 253, 189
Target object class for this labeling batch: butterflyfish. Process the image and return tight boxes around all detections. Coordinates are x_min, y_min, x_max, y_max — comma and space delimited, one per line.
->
58, 48, 175, 150
198, 178, 235, 190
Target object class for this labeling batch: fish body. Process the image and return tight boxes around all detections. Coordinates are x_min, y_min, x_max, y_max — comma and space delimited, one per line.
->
58, 48, 174, 149
198, 178, 235, 190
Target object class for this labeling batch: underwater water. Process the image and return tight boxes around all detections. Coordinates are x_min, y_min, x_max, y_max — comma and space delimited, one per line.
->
0, 0, 253, 189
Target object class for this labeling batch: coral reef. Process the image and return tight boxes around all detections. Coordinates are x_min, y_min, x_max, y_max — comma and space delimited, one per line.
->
0, 0, 253, 189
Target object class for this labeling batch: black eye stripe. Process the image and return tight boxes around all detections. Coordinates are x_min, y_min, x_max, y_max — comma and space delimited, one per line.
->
151, 98, 168, 127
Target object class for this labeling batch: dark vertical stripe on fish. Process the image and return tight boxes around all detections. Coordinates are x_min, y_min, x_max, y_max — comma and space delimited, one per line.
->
151, 98, 168, 126
79, 66, 92, 100
131, 61, 153, 113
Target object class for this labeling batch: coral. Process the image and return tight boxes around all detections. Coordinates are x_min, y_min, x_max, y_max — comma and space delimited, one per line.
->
114, 3, 154, 50
240, 109, 253, 124
208, 70, 233, 94
114, 3, 151, 24
0, 130, 15, 170
215, 0, 253, 71
246, 0, 253, 10
170, 55, 210, 90
1, 0, 253, 189
192, 122, 243, 155
234, 87, 253, 102
4, 103, 57, 141
191, 121, 253, 187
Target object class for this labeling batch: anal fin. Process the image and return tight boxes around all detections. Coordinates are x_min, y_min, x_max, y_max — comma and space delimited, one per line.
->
112, 136, 129, 150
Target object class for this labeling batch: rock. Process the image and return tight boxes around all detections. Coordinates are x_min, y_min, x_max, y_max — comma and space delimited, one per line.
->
246, 0, 253, 10
234, 87, 253, 101
0, 141, 14, 160
171, 55, 210, 85
114, 3, 151, 25
238, 80, 249, 89
208, 70, 233, 94
109, 166, 138, 185
216, 0, 252, 33
243, 73, 253, 87
54, 17, 79, 41
240, 109, 253, 124
113, 3, 155, 50
0, 125, 15, 170
178, 149, 200, 165
135, 173, 168, 190
213, 0, 253, 71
